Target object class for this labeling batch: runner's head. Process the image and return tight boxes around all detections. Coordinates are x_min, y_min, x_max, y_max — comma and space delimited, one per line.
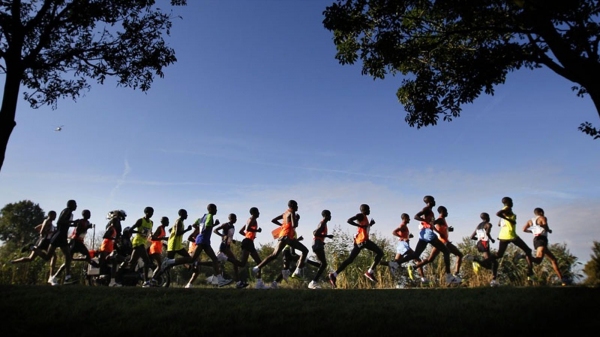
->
144, 206, 154, 218
207, 203, 217, 215
480, 212, 490, 222
360, 204, 370, 215
161, 216, 169, 226
321, 209, 331, 221
67, 199, 77, 210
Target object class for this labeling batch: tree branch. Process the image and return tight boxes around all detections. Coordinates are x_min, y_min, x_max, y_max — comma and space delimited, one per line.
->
23, 0, 54, 31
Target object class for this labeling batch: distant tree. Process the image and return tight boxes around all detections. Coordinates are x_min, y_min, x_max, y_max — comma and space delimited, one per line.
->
0, 0, 188, 173
323, 0, 600, 139
0, 200, 45, 247
583, 241, 600, 286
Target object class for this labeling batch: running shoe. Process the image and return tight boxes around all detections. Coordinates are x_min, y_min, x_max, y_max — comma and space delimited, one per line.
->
235, 281, 249, 289
561, 277, 569, 286
291, 267, 303, 278
364, 271, 378, 283
255, 279, 267, 289
407, 265, 414, 280
64, 274, 76, 285
490, 279, 499, 287
217, 274, 233, 287
184, 283, 193, 289
270, 281, 278, 289
445, 273, 461, 285
420, 277, 430, 285
251, 266, 260, 276
452, 274, 462, 284
281, 269, 291, 281
388, 261, 399, 275
217, 252, 228, 263
109, 280, 122, 287
308, 280, 320, 289
328, 272, 337, 288
206, 275, 219, 285
142, 281, 152, 288
48, 276, 59, 286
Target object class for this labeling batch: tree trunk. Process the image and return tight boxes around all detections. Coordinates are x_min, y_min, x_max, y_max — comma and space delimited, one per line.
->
0, 68, 23, 173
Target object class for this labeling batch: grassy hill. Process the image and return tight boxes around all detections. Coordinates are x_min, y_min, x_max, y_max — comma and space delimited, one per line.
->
2, 285, 599, 337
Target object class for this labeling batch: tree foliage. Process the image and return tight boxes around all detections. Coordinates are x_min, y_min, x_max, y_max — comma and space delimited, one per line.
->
0, 0, 187, 172
0, 199, 45, 245
583, 241, 600, 286
323, 0, 600, 138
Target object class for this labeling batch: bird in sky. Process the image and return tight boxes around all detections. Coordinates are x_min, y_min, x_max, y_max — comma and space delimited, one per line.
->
55, 125, 64, 132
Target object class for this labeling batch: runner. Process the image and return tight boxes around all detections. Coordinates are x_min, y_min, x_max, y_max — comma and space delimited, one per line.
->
238, 207, 264, 289
308, 210, 334, 289
11, 211, 58, 280
53, 209, 98, 281
495, 197, 535, 282
128, 206, 154, 287
328, 204, 384, 288
174, 204, 232, 287
384, 213, 427, 286
522, 207, 566, 285
251, 200, 308, 287
214, 213, 245, 286
389, 196, 461, 286
465, 212, 499, 287
148, 216, 169, 280
411, 206, 464, 280
33, 199, 77, 286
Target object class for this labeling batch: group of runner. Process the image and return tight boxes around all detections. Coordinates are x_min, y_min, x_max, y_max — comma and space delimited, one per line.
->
10, 195, 566, 288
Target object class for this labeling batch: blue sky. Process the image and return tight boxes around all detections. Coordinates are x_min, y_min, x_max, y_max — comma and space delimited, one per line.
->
1, 0, 599, 267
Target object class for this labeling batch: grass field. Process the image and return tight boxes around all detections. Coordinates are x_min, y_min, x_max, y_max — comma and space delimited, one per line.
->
2, 285, 598, 337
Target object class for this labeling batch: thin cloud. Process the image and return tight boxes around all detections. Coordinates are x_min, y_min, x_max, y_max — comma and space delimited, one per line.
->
106, 158, 131, 208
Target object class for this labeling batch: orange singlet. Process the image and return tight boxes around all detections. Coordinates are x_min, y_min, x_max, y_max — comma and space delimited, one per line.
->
100, 227, 116, 253
313, 221, 328, 242
436, 217, 449, 244
149, 226, 165, 255
394, 223, 410, 241
245, 219, 258, 240
354, 215, 370, 244
279, 209, 295, 239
